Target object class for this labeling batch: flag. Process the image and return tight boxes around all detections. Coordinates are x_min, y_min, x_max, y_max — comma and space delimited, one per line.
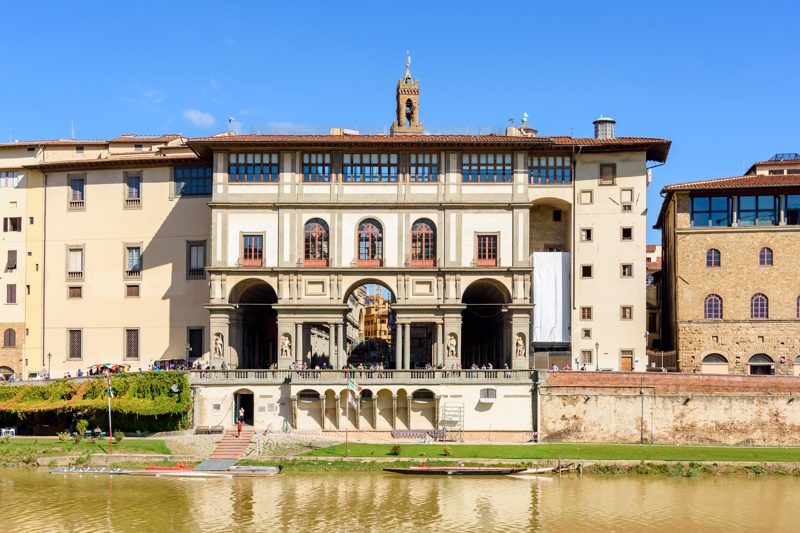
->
348, 378, 362, 394
107, 373, 114, 399
348, 390, 357, 410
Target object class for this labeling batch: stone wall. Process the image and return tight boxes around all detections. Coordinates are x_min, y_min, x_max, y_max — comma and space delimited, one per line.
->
538, 371, 800, 445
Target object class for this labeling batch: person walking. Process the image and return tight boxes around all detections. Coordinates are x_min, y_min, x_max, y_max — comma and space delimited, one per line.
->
237, 419, 242, 439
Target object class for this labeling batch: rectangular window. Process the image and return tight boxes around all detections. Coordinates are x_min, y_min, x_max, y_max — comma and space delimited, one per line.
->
552, 210, 562, 222
68, 286, 82, 299
188, 327, 203, 359
690, 196, 731, 227
462, 153, 512, 183
187, 241, 206, 279
580, 190, 593, 204
476, 235, 498, 266
68, 177, 85, 210
529, 154, 571, 185
787, 195, 800, 225
3, 217, 21, 232
343, 153, 398, 182
68, 329, 82, 359
599, 164, 616, 185
0, 171, 19, 188
6, 250, 16, 270
126, 246, 142, 279
125, 329, 140, 360
242, 235, 263, 267
134, 144, 143, 152
67, 247, 84, 280
621, 227, 633, 241
75, 146, 84, 154
303, 153, 331, 182
581, 350, 593, 364
580, 307, 592, 320
768, 169, 784, 175
738, 195, 778, 226
581, 228, 593, 242
126, 284, 140, 298
6, 284, 16, 304
621, 264, 633, 277
621, 306, 633, 320
581, 328, 591, 339
409, 153, 439, 182
621, 188, 633, 211
228, 153, 280, 182
125, 174, 141, 207
175, 167, 213, 196
581, 265, 593, 278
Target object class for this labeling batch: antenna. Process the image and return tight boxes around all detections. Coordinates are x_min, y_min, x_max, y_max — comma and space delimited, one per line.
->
228, 117, 235, 133
71, 118, 74, 139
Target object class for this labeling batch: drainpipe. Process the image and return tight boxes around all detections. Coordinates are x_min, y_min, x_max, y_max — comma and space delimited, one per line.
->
41, 168, 47, 373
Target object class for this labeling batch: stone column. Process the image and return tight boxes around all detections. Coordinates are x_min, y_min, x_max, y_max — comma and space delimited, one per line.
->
434, 395, 441, 430
328, 323, 336, 368
395, 324, 403, 370
373, 396, 378, 429
392, 395, 397, 430
335, 395, 340, 430
291, 396, 298, 429
731, 196, 738, 227
780, 195, 786, 226
295, 322, 303, 366
321, 396, 327, 431
404, 323, 411, 369
407, 397, 412, 430
436, 322, 443, 367
337, 323, 345, 368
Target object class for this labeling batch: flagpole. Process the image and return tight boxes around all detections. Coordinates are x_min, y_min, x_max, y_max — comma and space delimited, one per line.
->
107, 373, 113, 455
345, 368, 349, 458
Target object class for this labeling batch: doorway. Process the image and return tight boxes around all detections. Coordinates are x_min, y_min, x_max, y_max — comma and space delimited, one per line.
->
234, 390, 254, 426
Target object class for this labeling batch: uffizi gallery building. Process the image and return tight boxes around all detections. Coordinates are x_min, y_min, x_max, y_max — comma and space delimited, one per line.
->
0, 63, 671, 380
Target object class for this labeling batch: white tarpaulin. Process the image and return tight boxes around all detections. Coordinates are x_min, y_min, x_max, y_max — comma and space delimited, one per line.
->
532, 252, 570, 342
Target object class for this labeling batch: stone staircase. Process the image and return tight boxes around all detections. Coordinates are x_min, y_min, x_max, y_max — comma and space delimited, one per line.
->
209, 427, 255, 460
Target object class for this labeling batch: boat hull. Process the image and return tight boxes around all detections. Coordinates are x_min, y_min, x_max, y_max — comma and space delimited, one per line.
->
384, 467, 527, 476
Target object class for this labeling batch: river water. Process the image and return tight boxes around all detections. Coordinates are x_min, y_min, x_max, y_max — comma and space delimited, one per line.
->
1, 468, 795, 532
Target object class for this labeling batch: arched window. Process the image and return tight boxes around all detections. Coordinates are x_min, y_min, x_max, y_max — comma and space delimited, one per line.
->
702, 353, 728, 364
751, 293, 768, 319
357, 219, 383, 267
3, 328, 14, 347
411, 218, 436, 266
759, 247, 773, 266
748, 353, 774, 375
303, 218, 329, 267
704, 294, 722, 319
706, 249, 720, 267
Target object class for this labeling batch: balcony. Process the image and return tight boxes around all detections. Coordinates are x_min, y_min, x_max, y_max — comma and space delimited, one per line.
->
68, 200, 85, 210
188, 268, 205, 278
239, 258, 264, 267
125, 197, 141, 208
125, 269, 142, 280
409, 258, 437, 268
476, 258, 498, 267
356, 259, 383, 267
303, 258, 329, 267
67, 271, 84, 281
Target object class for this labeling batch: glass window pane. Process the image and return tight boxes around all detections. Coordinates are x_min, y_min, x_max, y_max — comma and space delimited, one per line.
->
531, 157, 538, 167
548, 157, 555, 166
471, 154, 478, 164
556, 157, 563, 166
693, 197, 710, 211
246, 154, 254, 164
390, 154, 397, 164
710, 197, 728, 211
487, 154, 494, 164
432, 154, 437, 164
738, 196, 755, 210
344, 154, 351, 164
371, 154, 378, 164
325, 154, 331, 164
254, 154, 262, 164
354, 154, 361, 164
380, 154, 388, 164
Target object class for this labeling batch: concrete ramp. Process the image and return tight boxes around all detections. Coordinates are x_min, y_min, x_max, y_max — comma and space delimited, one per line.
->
194, 459, 238, 471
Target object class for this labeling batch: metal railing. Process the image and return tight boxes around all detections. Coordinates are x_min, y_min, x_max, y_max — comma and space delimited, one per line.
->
188, 369, 534, 383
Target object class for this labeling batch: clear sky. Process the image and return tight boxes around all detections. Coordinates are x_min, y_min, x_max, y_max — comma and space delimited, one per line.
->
2, 0, 798, 242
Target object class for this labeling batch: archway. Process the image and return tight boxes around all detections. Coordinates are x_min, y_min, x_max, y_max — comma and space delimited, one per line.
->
234, 388, 255, 426
344, 281, 396, 368
230, 279, 278, 369
462, 279, 510, 369
0, 366, 14, 380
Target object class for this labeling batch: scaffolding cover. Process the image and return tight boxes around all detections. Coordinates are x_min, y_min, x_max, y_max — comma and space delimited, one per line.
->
532, 252, 570, 342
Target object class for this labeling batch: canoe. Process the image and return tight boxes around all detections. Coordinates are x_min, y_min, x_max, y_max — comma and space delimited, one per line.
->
517, 466, 555, 474
50, 468, 132, 475
128, 470, 278, 478
384, 466, 527, 476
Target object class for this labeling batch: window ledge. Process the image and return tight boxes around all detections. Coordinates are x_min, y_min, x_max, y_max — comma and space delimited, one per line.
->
124, 270, 142, 280
124, 198, 142, 208
68, 201, 85, 210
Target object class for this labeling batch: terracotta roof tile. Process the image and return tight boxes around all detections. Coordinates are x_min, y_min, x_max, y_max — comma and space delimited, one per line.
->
646, 258, 662, 271
646, 245, 657, 253
0, 139, 108, 148
26, 153, 199, 171
108, 134, 182, 143
752, 159, 800, 166
662, 174, 800, 192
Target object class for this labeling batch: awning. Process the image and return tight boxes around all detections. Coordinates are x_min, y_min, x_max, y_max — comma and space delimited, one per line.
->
5, 250, 16, 270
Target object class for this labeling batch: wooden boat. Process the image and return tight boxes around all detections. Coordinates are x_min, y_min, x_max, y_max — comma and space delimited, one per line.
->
128, 470, 278, 478
517, 466, 555, 474
50, 467, 132, 475
384, 465, 528, 476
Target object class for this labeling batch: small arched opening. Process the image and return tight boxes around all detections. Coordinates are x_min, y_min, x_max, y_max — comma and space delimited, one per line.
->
233, 388, 255, 426
701, 353, 729, 374
748, 354, 774, 375
229, 279, 278, 369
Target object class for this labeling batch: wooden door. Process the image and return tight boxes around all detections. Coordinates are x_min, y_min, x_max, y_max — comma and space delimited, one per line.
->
621, 356, 633, 372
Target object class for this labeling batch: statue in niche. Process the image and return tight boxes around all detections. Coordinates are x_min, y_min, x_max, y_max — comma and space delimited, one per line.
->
446, 334, 457, 358
280, 335, 292, 358
213, 333, 224, 358
515, 334, 526, 358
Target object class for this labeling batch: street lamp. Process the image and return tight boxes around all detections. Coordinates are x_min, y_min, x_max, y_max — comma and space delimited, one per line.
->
594, 342, 599, 372
47, 352, 52, 378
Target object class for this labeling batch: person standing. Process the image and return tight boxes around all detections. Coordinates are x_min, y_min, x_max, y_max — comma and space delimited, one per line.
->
239, 406, 245, 423
237, 419, 242, 439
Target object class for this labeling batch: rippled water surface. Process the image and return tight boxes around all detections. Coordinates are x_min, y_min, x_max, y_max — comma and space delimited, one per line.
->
1, 468, 797, 532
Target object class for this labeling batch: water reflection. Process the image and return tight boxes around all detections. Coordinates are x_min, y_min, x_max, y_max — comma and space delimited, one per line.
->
1, 468, 797, 532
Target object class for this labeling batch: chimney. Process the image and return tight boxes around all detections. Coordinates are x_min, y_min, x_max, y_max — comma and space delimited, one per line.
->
593, 115, 616, 140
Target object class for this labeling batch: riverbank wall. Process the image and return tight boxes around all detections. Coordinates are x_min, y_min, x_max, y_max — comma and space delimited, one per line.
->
537, 372, 800, 446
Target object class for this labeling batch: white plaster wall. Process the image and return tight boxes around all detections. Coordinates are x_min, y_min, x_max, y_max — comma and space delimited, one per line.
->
460, 212, 513, 267
227, 212, 279, 267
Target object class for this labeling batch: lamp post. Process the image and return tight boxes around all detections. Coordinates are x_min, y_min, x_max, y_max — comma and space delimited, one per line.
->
47, 352, 52, 378
594, 342, 599, 372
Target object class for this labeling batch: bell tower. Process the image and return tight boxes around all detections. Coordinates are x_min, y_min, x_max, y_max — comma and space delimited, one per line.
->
391, 52, 423, 135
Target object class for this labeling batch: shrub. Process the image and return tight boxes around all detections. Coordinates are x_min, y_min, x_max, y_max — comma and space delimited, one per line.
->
443, 446, 452, 457
388, 444, 403, 456
114, 430, 125, 444
76, 419, 89, 436
1, 435, 9, 444
57, 432, 70, 442
74, 434, 82, 444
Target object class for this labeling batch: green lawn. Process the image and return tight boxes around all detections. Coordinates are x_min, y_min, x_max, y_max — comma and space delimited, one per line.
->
301, 443, 800, 463
0, 437, 171, 465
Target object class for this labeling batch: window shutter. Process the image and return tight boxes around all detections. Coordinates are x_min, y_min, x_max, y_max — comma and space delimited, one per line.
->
3, 218, 7, 232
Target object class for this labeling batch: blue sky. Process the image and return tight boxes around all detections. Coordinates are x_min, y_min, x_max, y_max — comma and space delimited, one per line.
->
2, 0, 798, 242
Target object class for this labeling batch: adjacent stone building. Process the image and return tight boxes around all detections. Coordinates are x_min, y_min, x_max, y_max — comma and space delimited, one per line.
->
656, 155, 800, 375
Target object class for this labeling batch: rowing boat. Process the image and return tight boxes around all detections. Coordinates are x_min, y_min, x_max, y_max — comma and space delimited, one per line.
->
384, 466, 528, 476
50, 467, 132, 475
